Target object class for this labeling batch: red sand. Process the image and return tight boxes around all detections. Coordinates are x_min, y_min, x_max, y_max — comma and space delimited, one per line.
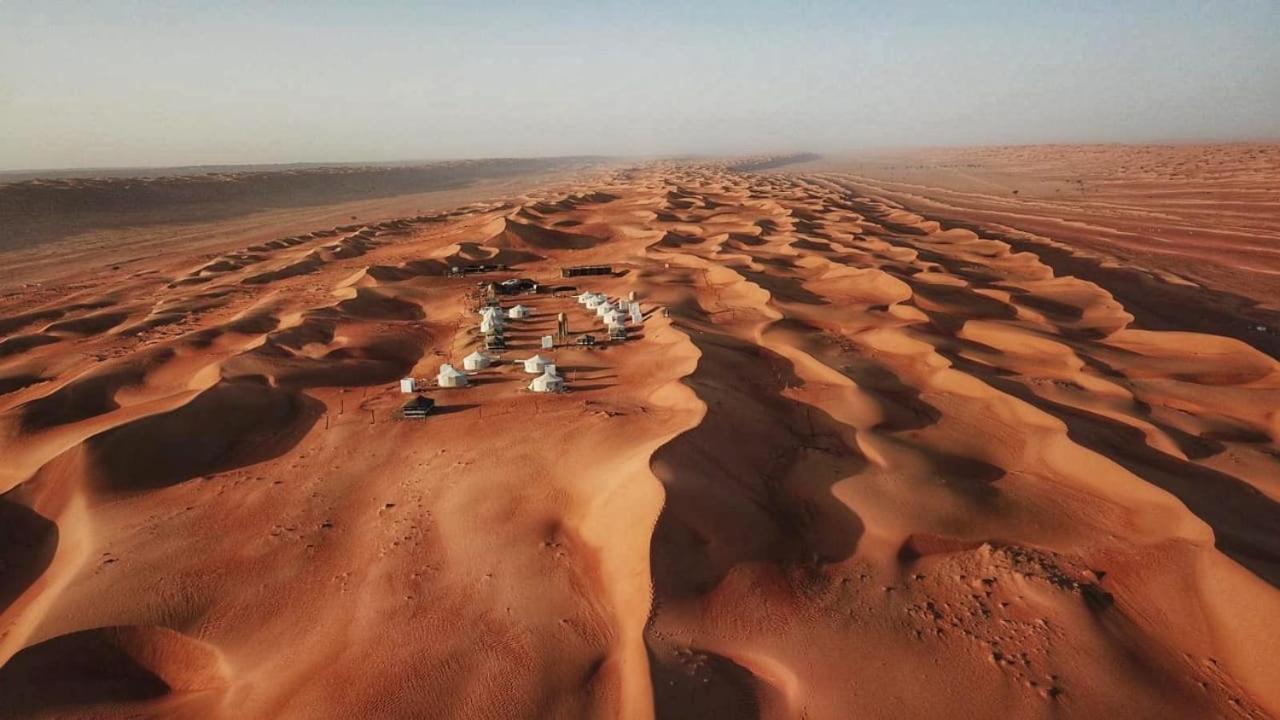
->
1, 148, 1277, 719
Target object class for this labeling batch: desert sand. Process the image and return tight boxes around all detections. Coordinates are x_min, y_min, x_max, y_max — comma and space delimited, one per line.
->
0, 147, 1278, 719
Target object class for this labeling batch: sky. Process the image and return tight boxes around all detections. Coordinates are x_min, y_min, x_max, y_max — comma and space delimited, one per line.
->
1, 0, 1278, 171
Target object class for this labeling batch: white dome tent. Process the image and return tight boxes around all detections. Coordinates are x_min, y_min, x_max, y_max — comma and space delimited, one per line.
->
522, 354, 551, 374
437, 363, 468, 388
529, 366, 565, 393
507, 304, 529, 319
576, 292, 594, 305
602, 309, 626, 327
595, 302, 616, 318
462, 351, 491, 371
480, 315, 502, 334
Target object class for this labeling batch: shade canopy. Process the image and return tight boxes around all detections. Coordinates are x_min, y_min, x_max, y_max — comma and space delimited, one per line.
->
401, 395, 435, 417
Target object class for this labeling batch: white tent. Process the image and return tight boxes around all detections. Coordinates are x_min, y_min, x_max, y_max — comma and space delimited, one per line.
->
630, 305, 644, 324
603, 309, 626, 326
399, 378, 418, 394
541, 335, 555, 350
576, 292, 594, 305
595, 302, 616, 318
462, 351, 491, 371
507, 304, 529, 319
479, 306, 503, 319
529, 368, 565, 393
437, 363, 468, 388
522, 354, 551, 374
584, 294, 605, 309
480, 315, 503, 334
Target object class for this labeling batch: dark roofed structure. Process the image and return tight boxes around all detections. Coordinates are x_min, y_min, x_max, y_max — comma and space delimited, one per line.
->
401, 394, 435, 419
561, 264, 612, 278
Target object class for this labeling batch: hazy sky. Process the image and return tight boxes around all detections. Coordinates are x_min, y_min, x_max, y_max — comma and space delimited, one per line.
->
2, 0, 1277, 170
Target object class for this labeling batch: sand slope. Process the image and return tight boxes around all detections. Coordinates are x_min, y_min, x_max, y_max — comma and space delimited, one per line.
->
1, 151, 1278, 719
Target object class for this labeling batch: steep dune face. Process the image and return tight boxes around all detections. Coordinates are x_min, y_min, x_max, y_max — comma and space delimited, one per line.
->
0, 625, 228, 717
0, 151, 1278, 719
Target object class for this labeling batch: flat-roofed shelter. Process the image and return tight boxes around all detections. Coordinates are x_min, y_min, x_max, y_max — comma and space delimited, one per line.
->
562, 265, 612, 278
401, 395, 435, 419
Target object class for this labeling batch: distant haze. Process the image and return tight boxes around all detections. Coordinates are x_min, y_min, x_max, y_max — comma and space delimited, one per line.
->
2, 0, 1278, 172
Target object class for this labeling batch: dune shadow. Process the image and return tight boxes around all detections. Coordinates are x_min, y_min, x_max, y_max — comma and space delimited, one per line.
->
644, 307, 867, 714
0, 373, 46, 397
0, 625, 227, 716
945, 351, 1280, 587
647, 324, 866, 600
648, 645, 761, 720
0, 495, 58, 615
940, 220, 1280, 360
18, 349, 177, 432
0, 334, 62, 359
0, 629, 169, 714
87, 380, 324, 494
430, 403, 480, 416
464, 375, 512, 386
568, 383, 616, 392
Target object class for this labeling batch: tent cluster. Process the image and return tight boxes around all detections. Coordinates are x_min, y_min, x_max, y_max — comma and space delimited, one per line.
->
396, 292, 585, 407
577, 291, 642, 340
522, 355, 564, 393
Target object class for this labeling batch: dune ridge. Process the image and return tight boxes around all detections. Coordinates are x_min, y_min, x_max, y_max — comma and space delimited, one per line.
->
1, 151, 1278, 718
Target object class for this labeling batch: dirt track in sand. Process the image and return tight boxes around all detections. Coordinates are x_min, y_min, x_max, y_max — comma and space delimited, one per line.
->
1, 150, 1278, 719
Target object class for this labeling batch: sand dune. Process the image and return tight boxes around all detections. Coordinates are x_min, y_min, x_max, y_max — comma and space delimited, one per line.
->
0, 148, 1278, 719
